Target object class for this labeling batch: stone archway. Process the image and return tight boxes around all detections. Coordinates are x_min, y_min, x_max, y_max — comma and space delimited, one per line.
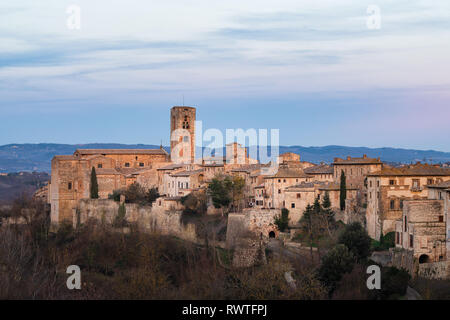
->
269, 231, 276, 238
419, 254, 430, 264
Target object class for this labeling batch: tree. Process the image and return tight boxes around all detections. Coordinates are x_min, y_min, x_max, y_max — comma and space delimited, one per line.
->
231, 176, 245, 212
299, 204, 320, 262
339, 170, 346, 210
181, 192, 207, 215
207, 176, 233, 216
338, 222, 372, 262
274, 208, 290, 232
124, 182, 147, 204
321, 191, 335, 236
90, 167, 99, 199
318, 244, 355, 295
146, 187, 160, 205
378, 266, 410, 300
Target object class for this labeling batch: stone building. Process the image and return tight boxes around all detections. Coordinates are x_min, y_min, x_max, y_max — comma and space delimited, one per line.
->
333, 154, 383, 189
366, 163, 450, 240
50, 148, 169, 225
263, 168, 312, 209
395, 200, 446, 263
170, 106, 196, 164
304, 164, 334, 182
317, 182, 359, 210
164, 168, 205, 197
283, 181, 326, 224
427, 181, 450, 260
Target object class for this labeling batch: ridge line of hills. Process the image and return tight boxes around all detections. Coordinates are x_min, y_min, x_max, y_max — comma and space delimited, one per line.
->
1, 143, 450, 173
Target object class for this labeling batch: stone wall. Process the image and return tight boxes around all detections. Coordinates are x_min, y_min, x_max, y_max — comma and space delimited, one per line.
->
232, 238, 267, 268
226, 209, 278, 268
418, 261, 450, 280
77, 199, 197, 242
389, 248, 418, 277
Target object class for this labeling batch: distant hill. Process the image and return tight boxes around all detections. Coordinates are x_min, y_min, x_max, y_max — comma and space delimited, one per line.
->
0, 171, 50, 204
0, 143, 449, 173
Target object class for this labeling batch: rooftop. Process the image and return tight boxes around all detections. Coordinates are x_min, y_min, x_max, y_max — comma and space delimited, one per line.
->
264, 168, 311, 179
74, 148, 168, 156
334, 154, 382, 165
368, 163, 450, 177
427, 180, 450, 189
170, 169, 204, 177
304, 164, 334, 174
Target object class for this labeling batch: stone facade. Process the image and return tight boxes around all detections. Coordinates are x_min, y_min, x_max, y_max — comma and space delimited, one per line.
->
395, 200, 446, 263
50, 149, 169, 226
170, 106, 196, 164
366, 163, 450, 240
77, 198, 197, 242
226, 209, 279, 249
333, 154, 383, 189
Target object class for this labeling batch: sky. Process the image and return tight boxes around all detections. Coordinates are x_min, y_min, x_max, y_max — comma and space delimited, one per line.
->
0, 0, 449, 151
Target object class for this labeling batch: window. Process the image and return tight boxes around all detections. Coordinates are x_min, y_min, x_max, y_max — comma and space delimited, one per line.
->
283, 179, 286, 183
278, 189, 281, 194
125, 162, 130, 167
427, 179, 433, 185
396, 232, 400, 244
291, 203, 295, 209
390, 200, 395, 210
183, 136, 189, 142
186, 182, 189, 189
97, 163, 102, 168
439, 216, 444, 222
404, 216, 407, 232
278, 179, 281, 183
412, 179, 420, 188
135, 156, 138, 160
409, 235, 414, 248
68, 182, 72, 190
400, 200, 404, 209
389, 180, 396, 185
370, 181, 372, 188
296, 193, 301, 199
377, 181, 380, 187
139, 162, 144, 167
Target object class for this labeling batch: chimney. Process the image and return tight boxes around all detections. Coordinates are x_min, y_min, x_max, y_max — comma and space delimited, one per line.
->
363, 154, 367, 159
347, 156, 351, 161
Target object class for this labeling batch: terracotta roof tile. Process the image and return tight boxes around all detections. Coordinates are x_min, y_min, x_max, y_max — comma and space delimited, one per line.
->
368, 164, 450, 177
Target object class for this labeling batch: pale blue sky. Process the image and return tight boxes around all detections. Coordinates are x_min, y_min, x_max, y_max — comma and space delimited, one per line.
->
1, 1, 449, 150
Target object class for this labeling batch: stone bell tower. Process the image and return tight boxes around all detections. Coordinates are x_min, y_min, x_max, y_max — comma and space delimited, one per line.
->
170, 106, 196, 163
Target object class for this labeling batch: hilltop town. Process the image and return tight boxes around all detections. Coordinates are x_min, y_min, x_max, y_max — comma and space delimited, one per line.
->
29, 105, 447, 284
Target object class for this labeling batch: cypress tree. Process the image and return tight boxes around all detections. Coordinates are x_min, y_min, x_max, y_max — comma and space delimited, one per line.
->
340, 170, 347, 210
90, 167, 99, 199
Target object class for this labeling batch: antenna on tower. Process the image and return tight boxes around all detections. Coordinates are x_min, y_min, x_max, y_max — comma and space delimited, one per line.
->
182, 94, 185, 106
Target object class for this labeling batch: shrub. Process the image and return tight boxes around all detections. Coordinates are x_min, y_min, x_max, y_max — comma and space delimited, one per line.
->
371, 232, 396, 251
338, 222, 371, 262
378, 267, 410, 300
274, 208, 290, 232
318, 244, 355, 295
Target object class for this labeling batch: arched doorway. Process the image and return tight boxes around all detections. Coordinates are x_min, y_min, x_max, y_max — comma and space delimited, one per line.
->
419, 254, 430, 264
269, 231, 276, 238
